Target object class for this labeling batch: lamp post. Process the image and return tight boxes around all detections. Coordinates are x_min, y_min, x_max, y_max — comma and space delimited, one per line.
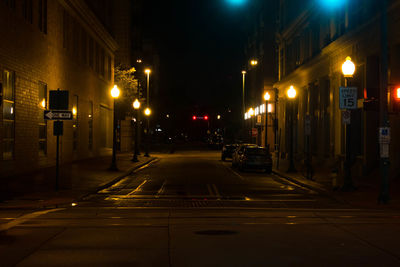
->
264, 92, 271, 150
110, 85, 120, 171
144, 69, 151, 157
144, 107, 151, 157
287, 85, 297, 173
341, 56, 356, 191
248, 107, 255, 143
242, 70, 246, 122
379, 0, 390, 204
132, 99, 141, 162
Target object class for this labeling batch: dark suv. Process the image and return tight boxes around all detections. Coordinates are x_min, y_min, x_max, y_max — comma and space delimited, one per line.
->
232, 144, 272, 173
221, 144, 239, 161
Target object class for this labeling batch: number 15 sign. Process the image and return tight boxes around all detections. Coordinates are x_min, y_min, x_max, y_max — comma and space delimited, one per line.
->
339, 87, 358, 110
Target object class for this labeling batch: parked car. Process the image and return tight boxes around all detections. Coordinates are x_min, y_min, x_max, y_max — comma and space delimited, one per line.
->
232, 144, 257, 167
221, 144, 239, 161
232, 144, 272, 173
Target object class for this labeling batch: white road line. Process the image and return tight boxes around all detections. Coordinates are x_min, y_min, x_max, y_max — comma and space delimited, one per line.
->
127, 179, 148, 195
0, 208, 64, 232
223, 164, 245, 180
212, 184, 222, 198
206, 184, 214, 196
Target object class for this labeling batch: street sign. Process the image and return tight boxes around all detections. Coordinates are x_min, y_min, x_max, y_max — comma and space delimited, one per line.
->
49, 90, 69, 110
256, 115, 262, 126
251, 128, 258, 137
44, 110, 73, 120
339, 87, 358, 110
342, 110, 351, 124
305, 115, 311, 136
379, 127, 391, 144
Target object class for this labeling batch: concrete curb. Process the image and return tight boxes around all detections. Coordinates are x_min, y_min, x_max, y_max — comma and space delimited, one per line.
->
272, 170, 347, 203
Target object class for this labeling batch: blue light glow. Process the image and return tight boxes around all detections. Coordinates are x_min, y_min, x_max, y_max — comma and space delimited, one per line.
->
226, 0, 247, 6
318, 0, 347, 9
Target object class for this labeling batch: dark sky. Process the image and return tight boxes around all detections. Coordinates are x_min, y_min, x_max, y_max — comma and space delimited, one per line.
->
143, 0, 249, 119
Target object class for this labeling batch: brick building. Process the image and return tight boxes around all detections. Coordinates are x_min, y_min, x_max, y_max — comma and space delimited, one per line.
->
0, 0, 118, 177
245, 0, 400, 181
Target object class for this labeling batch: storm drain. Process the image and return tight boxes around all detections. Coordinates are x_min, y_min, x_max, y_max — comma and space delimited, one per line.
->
195, 230, 238, 235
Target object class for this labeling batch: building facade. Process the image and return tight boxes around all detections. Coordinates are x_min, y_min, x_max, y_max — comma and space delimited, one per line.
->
0, 0, 118, 177
245, 0, 400, 182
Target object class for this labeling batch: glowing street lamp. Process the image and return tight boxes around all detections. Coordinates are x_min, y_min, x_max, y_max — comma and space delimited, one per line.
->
264, 92, 271, 150
144, 107, 151, 116
250, 59, 258, 66
342, 56, 356, 79
132, 99, 141, 162
242, 70, 246, 120
110, 85, 120, 170
248, 107, 254, 117
287, 85, 297, 99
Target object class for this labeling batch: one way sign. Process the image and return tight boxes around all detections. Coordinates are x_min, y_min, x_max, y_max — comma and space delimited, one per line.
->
44, 110, 73, 120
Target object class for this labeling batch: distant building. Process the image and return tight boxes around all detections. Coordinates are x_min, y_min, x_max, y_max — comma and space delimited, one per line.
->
0, 0, 118, 177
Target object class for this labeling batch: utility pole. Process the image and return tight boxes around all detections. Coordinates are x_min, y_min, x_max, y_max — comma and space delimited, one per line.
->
379, 0, 390, 204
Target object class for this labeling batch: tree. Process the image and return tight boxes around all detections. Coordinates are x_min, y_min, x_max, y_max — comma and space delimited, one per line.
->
114, 65, 141, 118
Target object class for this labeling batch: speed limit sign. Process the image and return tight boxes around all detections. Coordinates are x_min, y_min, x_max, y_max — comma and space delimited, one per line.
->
339, 87, 358, 110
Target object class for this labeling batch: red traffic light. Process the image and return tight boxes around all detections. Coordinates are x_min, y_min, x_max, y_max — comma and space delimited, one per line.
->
192, 116, 197, 120
204, 116, 208, 120
396, 87, 400, 100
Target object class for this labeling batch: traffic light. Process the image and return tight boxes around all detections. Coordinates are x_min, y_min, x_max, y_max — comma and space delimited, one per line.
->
192, 116, 197, 120
390, 86, 400, 113
204, 116, 208, 120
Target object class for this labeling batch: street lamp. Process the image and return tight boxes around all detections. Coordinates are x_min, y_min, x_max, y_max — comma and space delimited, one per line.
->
287, 85, 297, 173
250, 59, 258, 66
132, 99, 141, 162
342, 57, 356, 191
110, 85, 120, 171
242, 70, 246, 121
144, 107, 151, 157
264, 92, 271, 150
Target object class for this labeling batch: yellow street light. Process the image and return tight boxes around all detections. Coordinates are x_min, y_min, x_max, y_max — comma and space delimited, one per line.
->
248, 107, 255, 117
111, 85, 120, 98
72, 107, 77, 116
264, 92, 271, 101
287, 85, 297, 99
342, 56, 356, 78
242, 70, 246, 74
144, 107, 151, 116
145, 68, 151, 75
133, 99, 140, 110
217, 115, 221, 120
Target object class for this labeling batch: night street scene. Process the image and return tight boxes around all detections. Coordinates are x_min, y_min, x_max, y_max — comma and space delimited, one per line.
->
2, 0, 400, 266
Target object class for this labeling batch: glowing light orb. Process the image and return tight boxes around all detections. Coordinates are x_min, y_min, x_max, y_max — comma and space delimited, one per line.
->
318, 0, 347, 10
226, 0, 247, 6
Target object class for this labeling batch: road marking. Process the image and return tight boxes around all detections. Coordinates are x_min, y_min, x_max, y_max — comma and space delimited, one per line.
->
127, 180, 148, 195
212, 184, 222, 199
222, 163, 245, 180
0, 208, 64, 232
206, 184, 214, 196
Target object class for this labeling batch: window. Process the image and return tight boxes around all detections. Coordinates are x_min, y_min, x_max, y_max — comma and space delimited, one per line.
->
107, 55, 112, 81
88, 101, 93, 151
38, 0, 47, 34
89, 37, 94, 69
2, 70, 15, 160
38, 82, 47, 156
73, 95, 78, 152
22, 0, 33, 24
3, 0, 15, 9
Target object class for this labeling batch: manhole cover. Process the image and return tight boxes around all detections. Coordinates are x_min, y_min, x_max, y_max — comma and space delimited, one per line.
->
195, 230, 238, 236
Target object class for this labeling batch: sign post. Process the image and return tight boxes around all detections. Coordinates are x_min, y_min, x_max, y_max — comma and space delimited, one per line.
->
46, 89, 70, 191
339, 86, 357, 191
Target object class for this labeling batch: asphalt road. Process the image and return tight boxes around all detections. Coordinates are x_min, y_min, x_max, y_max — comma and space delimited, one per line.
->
1, 151, 400, 266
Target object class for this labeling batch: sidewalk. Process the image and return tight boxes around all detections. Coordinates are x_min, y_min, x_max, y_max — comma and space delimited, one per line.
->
273, 158, 400, 210
0, 153, 156, 210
